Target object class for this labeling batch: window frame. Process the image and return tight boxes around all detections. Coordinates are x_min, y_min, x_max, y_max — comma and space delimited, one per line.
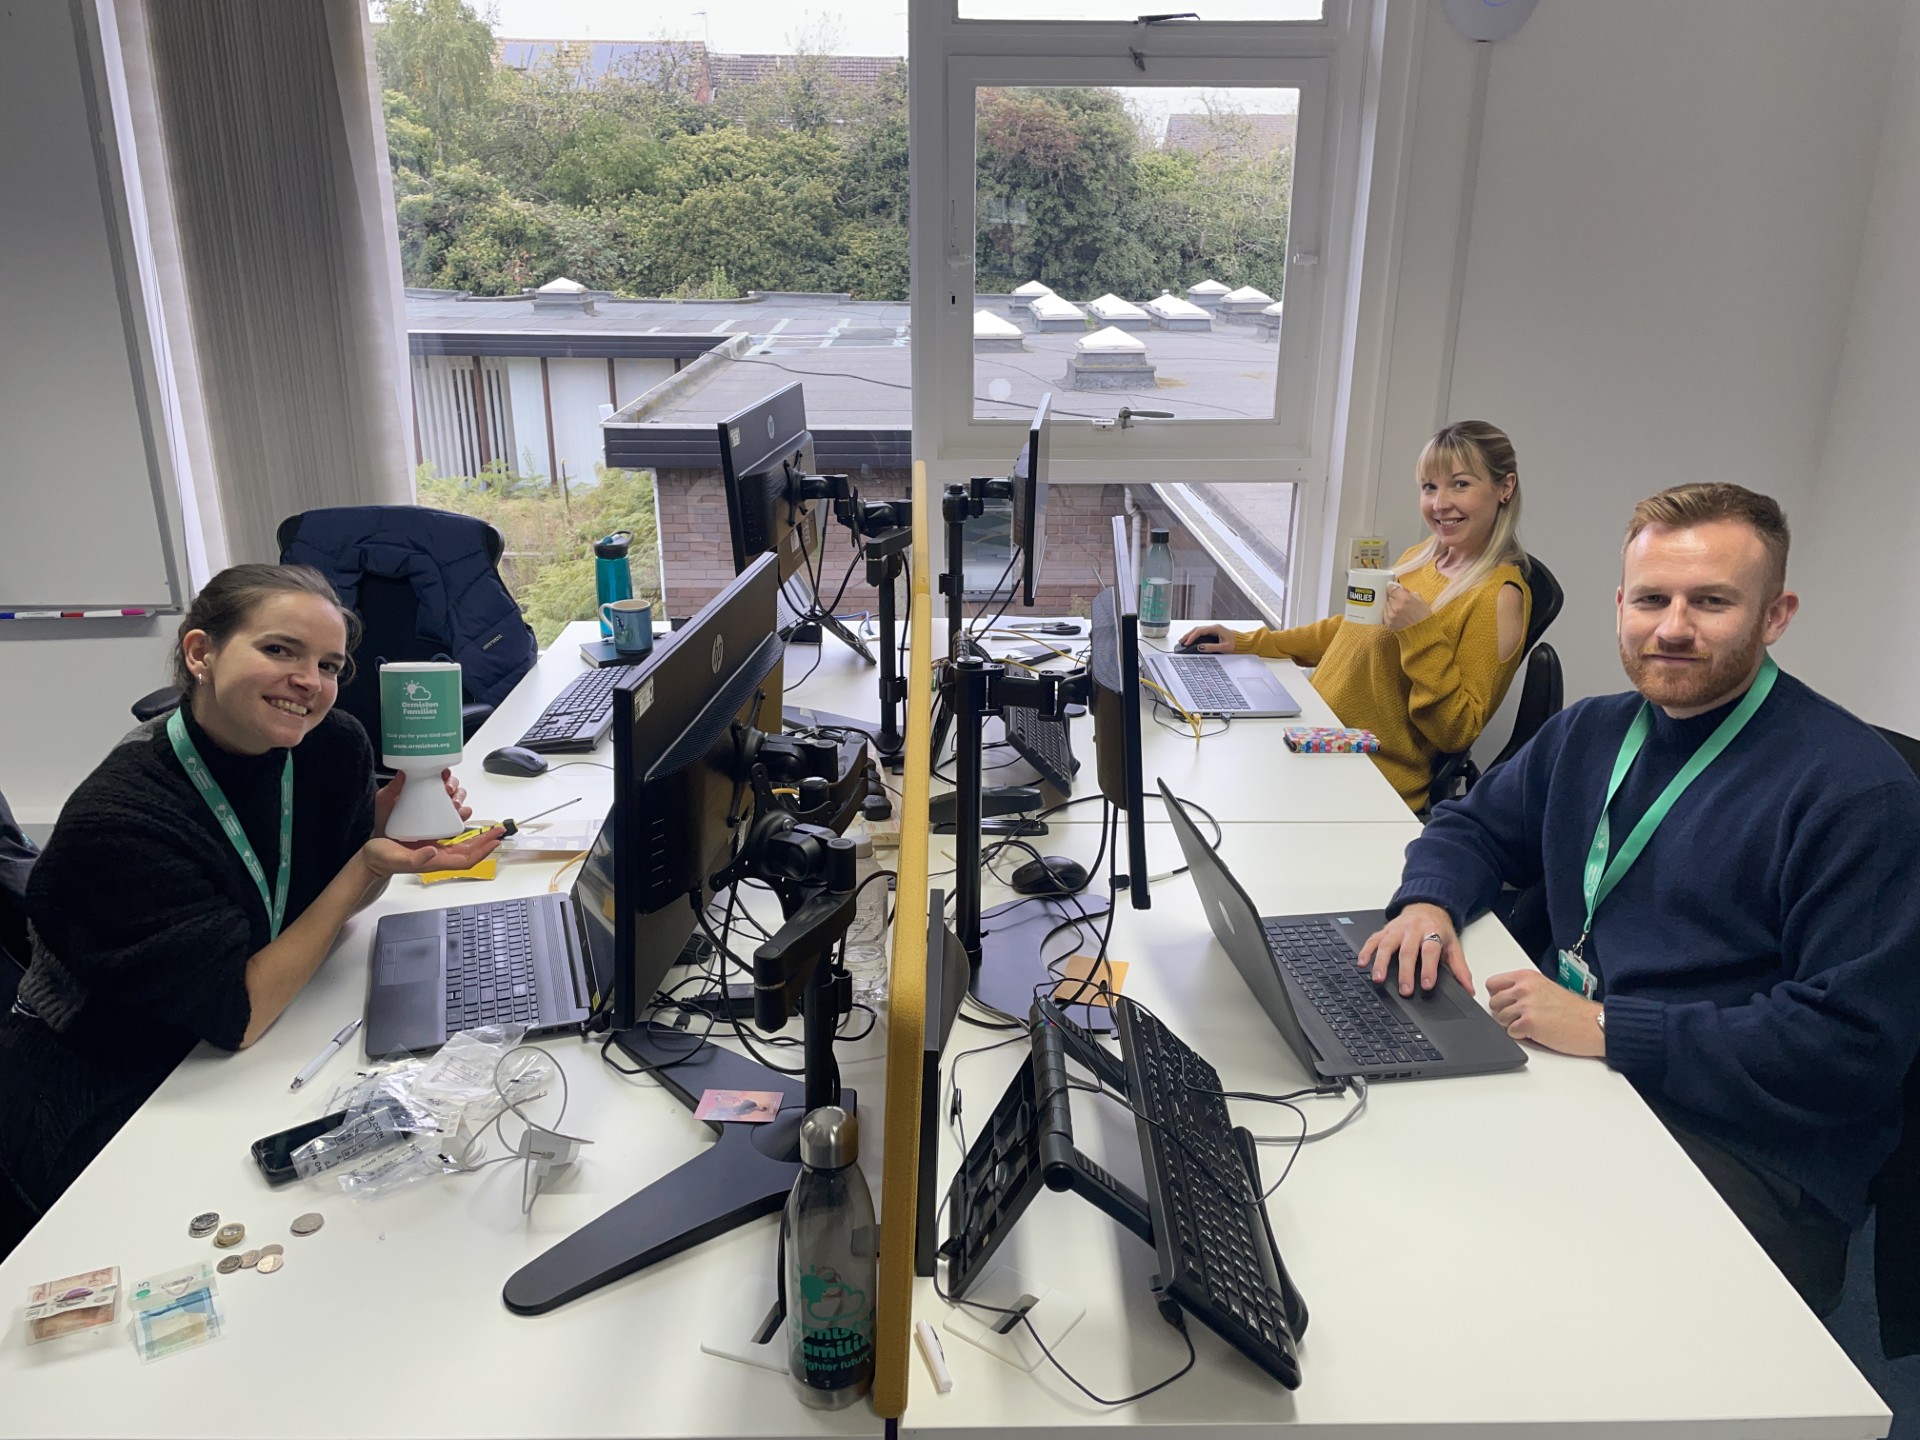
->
909, 2, 1368, 627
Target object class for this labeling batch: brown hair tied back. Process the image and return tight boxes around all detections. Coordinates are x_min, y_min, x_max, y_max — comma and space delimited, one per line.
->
171, 564, 360, 695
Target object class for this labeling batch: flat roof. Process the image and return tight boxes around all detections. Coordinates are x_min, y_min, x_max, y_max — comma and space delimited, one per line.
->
405, 290, 1283, 468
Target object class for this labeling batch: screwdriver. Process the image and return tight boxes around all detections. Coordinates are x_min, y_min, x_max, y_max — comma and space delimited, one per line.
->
500, 796, 580, 837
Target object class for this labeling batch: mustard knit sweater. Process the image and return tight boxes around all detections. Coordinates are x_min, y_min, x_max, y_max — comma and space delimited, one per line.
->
1232, 550, 1531, 810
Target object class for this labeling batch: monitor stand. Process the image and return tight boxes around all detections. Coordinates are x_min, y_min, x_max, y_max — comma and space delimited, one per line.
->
503, 975, 853, 1314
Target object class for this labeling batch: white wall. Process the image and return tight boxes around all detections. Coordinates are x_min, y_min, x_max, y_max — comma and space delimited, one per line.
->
1785, 0, 1920, 736
0, 2, 184, 826
1365, 0, 1901, 719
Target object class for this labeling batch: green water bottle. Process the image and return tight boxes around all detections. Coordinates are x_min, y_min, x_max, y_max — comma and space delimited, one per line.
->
594, 531, 634, 637
1140, 528, 1174, 639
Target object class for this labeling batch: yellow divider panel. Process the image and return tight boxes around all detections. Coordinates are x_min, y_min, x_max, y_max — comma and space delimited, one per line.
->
872, 461, 934, 1422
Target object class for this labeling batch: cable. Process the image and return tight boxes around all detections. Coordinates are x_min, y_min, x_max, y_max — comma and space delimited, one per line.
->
543, 759, 615, 773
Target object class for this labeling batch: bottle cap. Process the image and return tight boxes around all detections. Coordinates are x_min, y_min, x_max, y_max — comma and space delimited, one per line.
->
1150, 528, 1170, 544
593, 530, 634, 559
799, 1105, 860, 1169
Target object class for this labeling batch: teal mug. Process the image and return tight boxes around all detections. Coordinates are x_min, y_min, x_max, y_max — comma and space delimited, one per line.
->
600, 598, 653, 656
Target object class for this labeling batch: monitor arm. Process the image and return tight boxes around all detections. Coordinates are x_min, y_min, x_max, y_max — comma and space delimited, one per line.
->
731, 725, 868, 835
827, 488, 914, 757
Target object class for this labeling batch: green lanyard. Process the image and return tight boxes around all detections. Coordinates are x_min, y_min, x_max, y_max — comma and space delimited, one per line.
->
167, 707, 293, 940
1571, 655, 1778, 960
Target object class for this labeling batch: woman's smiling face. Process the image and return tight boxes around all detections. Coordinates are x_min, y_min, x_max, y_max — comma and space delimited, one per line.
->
1418, 447, 1514, 559
185, 591, 348, 754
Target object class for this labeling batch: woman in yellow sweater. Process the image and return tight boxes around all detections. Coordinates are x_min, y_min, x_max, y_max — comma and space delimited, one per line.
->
1179, 420, 1532, 811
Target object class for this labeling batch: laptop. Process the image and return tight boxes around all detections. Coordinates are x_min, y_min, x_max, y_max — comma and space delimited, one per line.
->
364, 809, 621, 1055
1158, 778, 1525, 1082
1142, 650, 1302, 719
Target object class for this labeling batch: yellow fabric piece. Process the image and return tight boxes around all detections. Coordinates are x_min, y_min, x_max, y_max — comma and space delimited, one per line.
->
1234, 550, 1531, 809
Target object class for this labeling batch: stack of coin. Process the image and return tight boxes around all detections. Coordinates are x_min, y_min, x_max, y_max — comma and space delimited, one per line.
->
289, 1212, 324, 1237
259, 1244, 284, 1261
215, 1255, 242, 1275
256, 1254, 284, 1274
187, 1212, 219, 1240
213, 1223, 246, 1249
238, 1249, 261, 1269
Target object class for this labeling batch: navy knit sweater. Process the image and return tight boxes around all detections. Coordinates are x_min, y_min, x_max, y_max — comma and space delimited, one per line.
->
1391, 667, 1920, 1225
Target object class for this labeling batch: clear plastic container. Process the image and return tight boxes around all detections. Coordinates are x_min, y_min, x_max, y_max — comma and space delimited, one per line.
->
842, 825, 891, 1009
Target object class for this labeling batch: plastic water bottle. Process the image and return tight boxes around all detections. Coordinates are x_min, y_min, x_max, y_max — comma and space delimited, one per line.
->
842, 823, 890, 1008
594, 531, 634, 637
1140, 527, 1174, 638
785, 1106, 877, 1408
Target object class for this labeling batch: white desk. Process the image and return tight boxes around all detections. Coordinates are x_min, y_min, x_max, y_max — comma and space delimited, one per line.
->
907, 825, 1890, 1439
784, 625, 1415, 827
0, 623, 1888, 1439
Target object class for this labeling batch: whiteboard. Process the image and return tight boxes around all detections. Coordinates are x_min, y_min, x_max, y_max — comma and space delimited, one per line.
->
0, 1, 180, 613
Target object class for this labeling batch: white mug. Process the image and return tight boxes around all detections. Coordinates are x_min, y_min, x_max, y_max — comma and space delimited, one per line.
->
1344, 568, 1395, 625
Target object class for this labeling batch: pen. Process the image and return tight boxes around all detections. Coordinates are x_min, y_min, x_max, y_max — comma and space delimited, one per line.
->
290, 1019, 363, 1090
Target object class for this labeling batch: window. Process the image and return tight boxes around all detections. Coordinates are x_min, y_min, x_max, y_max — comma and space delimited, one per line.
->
371, 1, 910, 637
915, 3, 1359, 627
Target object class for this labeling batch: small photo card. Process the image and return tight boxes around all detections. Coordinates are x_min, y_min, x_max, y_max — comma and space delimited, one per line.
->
693, 1089, 784, 1124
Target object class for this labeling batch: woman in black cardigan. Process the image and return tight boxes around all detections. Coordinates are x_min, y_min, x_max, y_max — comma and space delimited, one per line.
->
0, 565, 501, 1251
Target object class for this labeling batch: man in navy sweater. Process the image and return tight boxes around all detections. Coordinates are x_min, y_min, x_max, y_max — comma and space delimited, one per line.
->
1359, 483, 1920, 1314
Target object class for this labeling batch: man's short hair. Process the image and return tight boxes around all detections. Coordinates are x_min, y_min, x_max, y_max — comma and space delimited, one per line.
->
1623, 483, 1791, 594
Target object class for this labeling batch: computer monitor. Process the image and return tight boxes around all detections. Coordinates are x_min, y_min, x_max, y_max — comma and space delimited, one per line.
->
718, 383, 820, 584
1008, 394, 1051, 607
609, 549, 784, 1027
1090, 514, 1151, 910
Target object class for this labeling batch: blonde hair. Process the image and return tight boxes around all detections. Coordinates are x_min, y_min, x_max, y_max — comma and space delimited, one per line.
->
1394, 420, 1529, 610
1623, 483, 1790, 595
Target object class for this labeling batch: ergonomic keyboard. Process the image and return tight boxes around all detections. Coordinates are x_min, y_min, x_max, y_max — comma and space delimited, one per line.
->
1164, 654, 1253, 712
444, 900, 540, 1030
1004, 704, 1078, 791
1111, 996, 1305, 1388
514, 664, 640, 752
1261, 919, 1444, 1067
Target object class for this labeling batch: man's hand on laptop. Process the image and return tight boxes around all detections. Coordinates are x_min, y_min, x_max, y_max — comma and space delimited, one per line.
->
1176, 625, 1234, 653
1356, 904, 1472, 996
1485, 970, 1605, 1058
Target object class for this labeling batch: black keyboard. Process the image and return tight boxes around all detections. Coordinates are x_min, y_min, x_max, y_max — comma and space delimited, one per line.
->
515, 664, 639, 752
1112, 998, 1304, 1388
1005, 704, 1078, 791
1261, 919, 1444, 1067
1165, 654, 1252, 712
445, 901, 540, 1029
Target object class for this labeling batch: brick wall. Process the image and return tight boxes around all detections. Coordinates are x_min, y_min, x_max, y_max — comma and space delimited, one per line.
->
654, 469, 1268, 625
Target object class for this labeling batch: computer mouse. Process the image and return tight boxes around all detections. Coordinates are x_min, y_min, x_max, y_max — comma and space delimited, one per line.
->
1173, 640, 1201, 655
482, 745, 549, 777
1009, 857, 1090, 895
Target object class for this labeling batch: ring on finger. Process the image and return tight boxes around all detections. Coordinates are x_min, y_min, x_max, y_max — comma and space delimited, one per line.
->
1422, 931, 1444, 946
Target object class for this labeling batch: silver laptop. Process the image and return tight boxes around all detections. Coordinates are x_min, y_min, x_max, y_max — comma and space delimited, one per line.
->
364, 810, 619, 1055
1142, 650, 1302, 719
1158, 778, 1525, 1083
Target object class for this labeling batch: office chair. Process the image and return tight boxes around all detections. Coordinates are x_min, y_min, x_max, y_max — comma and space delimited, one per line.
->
276, 507, 538, 747
1427, 553, 1565, 811
0, 785, 36, 1010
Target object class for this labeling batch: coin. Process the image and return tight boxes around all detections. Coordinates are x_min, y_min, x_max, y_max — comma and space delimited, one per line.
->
258, 1244, 284, 1259
289, 1212, 324, 1236
213, 1223, 245, 1248
256, 1253, 284, 1274
187, 1212, 219, 1237
216, 1255, 242, 1275
239, 1250, 260, 1269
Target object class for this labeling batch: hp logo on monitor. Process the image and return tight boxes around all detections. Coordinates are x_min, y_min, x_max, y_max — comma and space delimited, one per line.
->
711, 635, 725, 673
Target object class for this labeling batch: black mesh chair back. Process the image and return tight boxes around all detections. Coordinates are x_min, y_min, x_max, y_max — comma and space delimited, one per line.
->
1488, 642, 1563, 770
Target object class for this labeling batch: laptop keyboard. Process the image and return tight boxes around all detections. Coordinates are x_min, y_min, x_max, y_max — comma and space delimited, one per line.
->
1165, 654, 1252, 712
1261, 920, 1444, 1067
445, 901, 541, 1030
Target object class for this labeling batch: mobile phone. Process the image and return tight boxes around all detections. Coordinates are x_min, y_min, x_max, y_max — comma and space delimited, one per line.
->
251, 1110, 350, 1186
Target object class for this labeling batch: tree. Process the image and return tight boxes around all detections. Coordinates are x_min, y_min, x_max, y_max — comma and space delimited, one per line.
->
373, 0, 496, 164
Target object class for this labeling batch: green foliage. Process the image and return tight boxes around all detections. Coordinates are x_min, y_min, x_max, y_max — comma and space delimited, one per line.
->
418, 466, 661, 648
377, 25, 1289, 308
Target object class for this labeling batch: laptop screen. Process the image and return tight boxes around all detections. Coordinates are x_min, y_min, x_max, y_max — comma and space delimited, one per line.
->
569, 810, 621, 1011
1157, 778, 1322, 1076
